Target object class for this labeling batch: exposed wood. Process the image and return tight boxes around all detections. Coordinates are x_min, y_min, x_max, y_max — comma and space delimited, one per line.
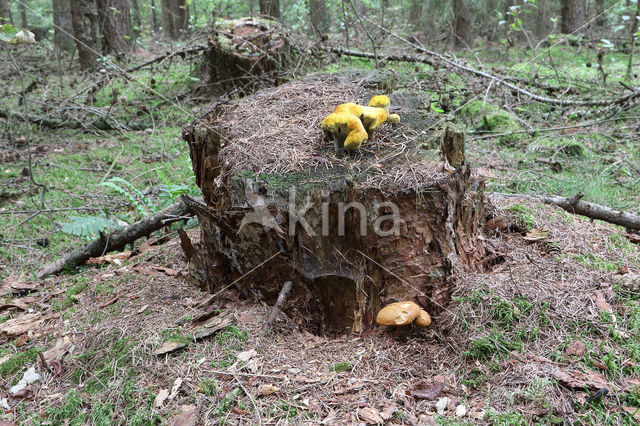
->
263, 281, 292, 332
489, 192, 640, 230
37, 200, 193, 278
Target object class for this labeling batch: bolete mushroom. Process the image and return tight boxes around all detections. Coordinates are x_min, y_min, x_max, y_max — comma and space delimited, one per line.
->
414, 309, 432, 327
376, 301, 421, 326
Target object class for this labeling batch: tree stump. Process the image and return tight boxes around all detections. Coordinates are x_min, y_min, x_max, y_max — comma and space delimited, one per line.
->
201, 17, 295, 94
183, 72, 485, 335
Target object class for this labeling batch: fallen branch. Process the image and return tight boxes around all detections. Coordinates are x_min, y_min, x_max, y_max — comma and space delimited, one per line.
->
0, 107, 150, 131
37, 200, 192, 278
263, 280, 292, 332
364, 18, 640, 108
489, 191, 640, 230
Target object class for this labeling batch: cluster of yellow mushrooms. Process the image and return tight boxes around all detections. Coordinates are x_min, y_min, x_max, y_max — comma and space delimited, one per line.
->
321, 95, 400, 153
376, 301, 432, 327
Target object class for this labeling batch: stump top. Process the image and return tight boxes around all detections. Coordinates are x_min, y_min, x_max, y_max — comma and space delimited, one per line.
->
194, 72, 457, 193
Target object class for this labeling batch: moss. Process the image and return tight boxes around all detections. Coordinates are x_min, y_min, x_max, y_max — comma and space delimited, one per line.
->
0, 347, 45, 378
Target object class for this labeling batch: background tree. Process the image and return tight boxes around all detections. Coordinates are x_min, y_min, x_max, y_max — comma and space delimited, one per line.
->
97, 0, 133, 54
0, 0, 12, 25
70, 0, 102, 70
453, 0, 471, 49
53, 0, 75, 52
150, 0, 158, 32
308, 0, 328, 34
561, 0, 584, 33
259, 0, 280, 19
409, 0, 423, 29
162, 0, 188, 39
19, 1, 27, 28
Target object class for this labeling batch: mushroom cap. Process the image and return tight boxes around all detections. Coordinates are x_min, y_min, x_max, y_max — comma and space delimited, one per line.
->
414, 309, 432, 327
388, 113, 401, 124
376, 301, 421, 326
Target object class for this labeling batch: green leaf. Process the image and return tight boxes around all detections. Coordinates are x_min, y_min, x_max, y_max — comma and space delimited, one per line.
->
60, 216, 123, 239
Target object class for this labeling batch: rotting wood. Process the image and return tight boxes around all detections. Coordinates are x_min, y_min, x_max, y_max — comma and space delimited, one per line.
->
489, 191, 640, 230
37, 200, 193, 278
0, 107, 151, 131
183, 72, 486, 335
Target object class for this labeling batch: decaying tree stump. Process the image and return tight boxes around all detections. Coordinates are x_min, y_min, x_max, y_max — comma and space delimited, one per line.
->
201, 17, 296, 94
183, 72, 485, 335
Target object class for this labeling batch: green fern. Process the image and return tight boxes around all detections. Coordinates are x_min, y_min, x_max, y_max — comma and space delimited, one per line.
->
100, 177, 155, 216
60, 216, 123, 239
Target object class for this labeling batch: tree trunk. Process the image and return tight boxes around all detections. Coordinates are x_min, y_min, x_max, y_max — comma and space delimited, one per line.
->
162, 0, 188, 39
150, 0, 158, 32
535, 0, 547, 39
561, 0, 584, 34
97, 0, 133, 54
409, 0, 423, 28
131, 0, 142, 35
308, 0, 328, 34
0, 0, 13, 25
53, 0, 75, 52
20, 1, 27, 28
453, 0, 471, 49
594, 0, 605, 28
259, 0, 280, 19
183, 73, 485, 335
70, 0, 102, 71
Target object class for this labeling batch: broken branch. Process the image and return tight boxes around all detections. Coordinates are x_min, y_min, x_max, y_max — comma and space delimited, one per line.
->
37, 200, 193, 278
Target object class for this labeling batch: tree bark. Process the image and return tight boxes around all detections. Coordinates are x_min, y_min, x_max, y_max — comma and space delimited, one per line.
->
0, 0, 12, 25
20, 1, 27, 28
594, 0, 606, 28
97, 0, 133, 54
259, 0, 280, 19
308, 0, 328, 34
53, 0, 75, 52
131, 0, 142, 35
162, 0, 188, 39
409, 0, 423, 28
70, 0, 102, 71
561, 0, 584, 34
453, 0, 471, 49
150, 0, 158, 32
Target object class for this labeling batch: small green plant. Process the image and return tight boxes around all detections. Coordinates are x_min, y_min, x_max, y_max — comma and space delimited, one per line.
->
464, 330, 521, 360
59, 215, 122, 240
100, 176, 156, 216
198, 378, 220, 396
329, 362, 352, 372
161, 328, 191, 344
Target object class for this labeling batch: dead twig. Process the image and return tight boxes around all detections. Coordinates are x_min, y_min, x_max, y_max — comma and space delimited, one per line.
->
263, 281, 292, 332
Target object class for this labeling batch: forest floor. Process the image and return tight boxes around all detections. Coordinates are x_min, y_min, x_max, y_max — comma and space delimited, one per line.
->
1, 37, 640, 424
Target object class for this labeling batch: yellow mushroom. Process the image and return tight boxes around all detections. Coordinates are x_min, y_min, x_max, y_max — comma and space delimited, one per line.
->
388, 113, 400, 124
414, 309, 431, 327
333, 102, 388, 138
376, 301, 421, 326
368, 95, 391, 112
321, 112, 368, 153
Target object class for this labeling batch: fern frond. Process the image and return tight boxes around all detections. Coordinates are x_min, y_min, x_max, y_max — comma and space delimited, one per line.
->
60, 216, 123, 239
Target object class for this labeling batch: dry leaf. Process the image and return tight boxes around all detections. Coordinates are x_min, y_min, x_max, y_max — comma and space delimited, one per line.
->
409, 379, 445, 400
237, 349, 256, 362
87, 251, 131, 265
260, 384, 279, 396
99, 294, 120, 308
169, 405, 198, 426
178, 228, 194, 261
358, 407, 384, 424
523, 227, 549, 241
380, 403, 396, 421
155, 341, 187, 356
593, 291, 613, 313
138, 237, 159, 253
169, 378, 183, 400
553, 369, 611, 391
565, 340, 586, 357
154, 389, 169, 408
149, 265, 178, 276
39, 337, 72, 375
0, 312, 43, 337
